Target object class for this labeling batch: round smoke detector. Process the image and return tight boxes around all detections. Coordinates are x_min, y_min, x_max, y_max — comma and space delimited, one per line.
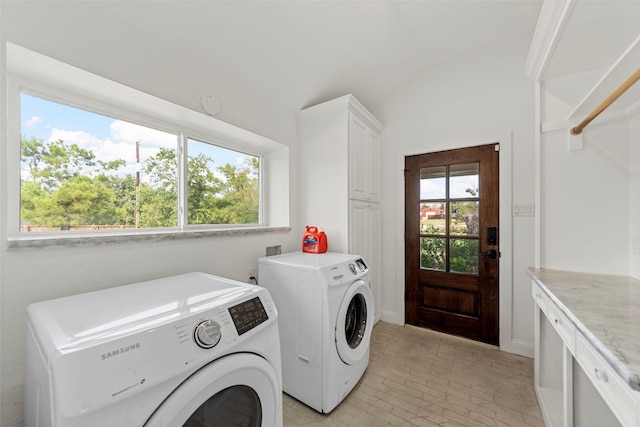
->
200, 94, 221, 116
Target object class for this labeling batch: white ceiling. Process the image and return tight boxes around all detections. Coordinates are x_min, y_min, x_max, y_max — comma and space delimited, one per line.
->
2, 0, 544, 117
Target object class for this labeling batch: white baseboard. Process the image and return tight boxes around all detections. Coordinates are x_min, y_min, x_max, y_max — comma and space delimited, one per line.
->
380, 309, 403, 326
501, 338, 535, 358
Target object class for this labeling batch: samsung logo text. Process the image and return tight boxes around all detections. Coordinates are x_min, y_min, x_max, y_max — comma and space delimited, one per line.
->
101, 343, 141, 360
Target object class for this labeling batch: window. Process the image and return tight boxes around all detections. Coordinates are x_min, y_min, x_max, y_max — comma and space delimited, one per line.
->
7, 43, 290, 246
19, 93, 262, 234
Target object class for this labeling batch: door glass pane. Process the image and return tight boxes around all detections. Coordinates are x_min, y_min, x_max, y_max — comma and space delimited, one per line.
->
450, 239, 479, 275
183, 385, 261, 427
420, 237, 445, 271
449, 163, 479, 198
420, 202, 446, 234
420, 166, 446, 199
450, 201, 479, 236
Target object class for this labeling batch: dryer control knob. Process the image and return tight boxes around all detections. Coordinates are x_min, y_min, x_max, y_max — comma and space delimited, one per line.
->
194, 320, 222, 349
349, 263, 357, 275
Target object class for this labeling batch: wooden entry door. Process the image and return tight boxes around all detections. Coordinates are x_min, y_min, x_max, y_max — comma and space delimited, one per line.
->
405, 144, 499, 345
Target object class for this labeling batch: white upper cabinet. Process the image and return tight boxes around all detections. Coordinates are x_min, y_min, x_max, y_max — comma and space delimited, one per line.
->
297, 95, 384, 249
349, 113, 381, 202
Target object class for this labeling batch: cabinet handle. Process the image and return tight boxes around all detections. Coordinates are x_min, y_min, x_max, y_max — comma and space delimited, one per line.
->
298, 354, 310, 363
554, 317, 561, 326
595, 368, 609, 383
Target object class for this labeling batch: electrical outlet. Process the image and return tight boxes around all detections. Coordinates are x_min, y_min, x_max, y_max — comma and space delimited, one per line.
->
266, 245, 281, 256
247, 267, 256, 282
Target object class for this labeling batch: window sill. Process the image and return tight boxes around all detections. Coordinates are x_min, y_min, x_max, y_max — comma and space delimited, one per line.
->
7, 226, 291, 250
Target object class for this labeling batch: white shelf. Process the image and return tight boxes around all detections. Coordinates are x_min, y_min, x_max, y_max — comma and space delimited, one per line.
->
536, 386, 564, 427
569, 34, 640, 121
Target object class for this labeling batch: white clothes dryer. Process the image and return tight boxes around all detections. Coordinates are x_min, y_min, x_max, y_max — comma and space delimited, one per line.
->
258, 252, 373, 414
24, 272, 283, 427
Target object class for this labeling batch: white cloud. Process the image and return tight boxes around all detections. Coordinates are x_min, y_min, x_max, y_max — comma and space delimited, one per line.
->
46, 120, 178, 177
110, 120, 176, 150
22, 116, 42, 127
49, 128, 103, 150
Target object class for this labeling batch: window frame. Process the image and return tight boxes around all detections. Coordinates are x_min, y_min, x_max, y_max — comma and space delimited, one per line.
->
6, 44, 289, 248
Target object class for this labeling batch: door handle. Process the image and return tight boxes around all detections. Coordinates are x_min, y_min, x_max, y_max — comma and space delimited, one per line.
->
480, 249, 497, 259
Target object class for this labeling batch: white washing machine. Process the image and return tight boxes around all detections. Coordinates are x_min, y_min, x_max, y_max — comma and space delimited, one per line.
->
24, 272, 283, 427
258, 252, 373, 414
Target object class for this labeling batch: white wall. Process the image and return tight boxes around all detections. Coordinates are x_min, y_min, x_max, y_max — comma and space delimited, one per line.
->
540, 121, 630, 274
631, 113, 640, 279
0, 16, 300, 427
374, 37, 537, 356
538, 63, 635, 276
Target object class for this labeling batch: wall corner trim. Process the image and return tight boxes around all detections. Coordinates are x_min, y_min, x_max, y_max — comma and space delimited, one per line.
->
523, 0, 576, 82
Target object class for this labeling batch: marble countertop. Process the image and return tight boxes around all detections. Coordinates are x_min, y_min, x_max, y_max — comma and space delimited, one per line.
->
527, 267, 640, 391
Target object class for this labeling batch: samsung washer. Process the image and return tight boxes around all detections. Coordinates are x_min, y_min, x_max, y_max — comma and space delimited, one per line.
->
258, 252, 373, 413
23, 272, 283, 427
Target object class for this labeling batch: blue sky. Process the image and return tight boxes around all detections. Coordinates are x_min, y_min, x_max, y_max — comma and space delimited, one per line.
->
20, 93, 253, 180
420, 174, 479, 200
21, 93, 113, 141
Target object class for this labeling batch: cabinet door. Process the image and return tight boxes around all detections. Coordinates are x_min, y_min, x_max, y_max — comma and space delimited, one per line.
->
366, 130, 381, 202
349, 200, 368, 258
367, 203, 382, 322
349, 114, 382, 202
349, 114, 368, 200
349, 200, 382, 322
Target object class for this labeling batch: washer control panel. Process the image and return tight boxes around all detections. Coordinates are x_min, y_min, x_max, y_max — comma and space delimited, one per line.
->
192, 296, 270, 349
193, 319, 222, 349
349, 258, 368, 275
228, 296, 269, 335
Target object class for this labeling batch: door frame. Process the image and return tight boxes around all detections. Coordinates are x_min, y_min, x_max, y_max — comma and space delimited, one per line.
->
391, 132, 521, 354
404, 144, 499, 344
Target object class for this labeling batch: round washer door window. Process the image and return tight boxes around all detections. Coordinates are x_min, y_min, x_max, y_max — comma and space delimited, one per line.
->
335, 279, 374, 365
145, 353, 281, 427
183, 385, 260, 426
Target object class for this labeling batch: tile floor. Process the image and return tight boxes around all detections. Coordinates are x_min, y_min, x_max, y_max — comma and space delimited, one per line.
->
283, 321, 544, 426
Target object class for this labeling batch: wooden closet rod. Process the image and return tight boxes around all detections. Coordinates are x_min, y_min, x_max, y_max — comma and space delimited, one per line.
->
571, 68, 640, 135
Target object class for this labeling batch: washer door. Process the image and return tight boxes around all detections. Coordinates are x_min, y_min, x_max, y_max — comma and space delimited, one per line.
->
145, 353, 281, 427
335, 279, 374, 365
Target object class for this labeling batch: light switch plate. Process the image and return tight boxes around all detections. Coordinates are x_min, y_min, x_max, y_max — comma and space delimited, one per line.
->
513, 203, 535, 217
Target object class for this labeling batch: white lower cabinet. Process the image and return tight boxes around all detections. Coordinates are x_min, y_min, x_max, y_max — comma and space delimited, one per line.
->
533, 281, 637, 427
535, 297, 573, 427
575, 333, 635, 427
349, 200, 381, 322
